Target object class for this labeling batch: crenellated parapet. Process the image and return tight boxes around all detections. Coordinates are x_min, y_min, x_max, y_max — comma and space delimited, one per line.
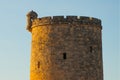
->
32, 16, 102, 28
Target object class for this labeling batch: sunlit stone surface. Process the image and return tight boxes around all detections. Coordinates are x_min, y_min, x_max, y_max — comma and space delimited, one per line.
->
26, 11, 103, 80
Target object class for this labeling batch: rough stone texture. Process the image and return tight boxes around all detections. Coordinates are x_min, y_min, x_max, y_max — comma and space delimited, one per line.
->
28, 15, 103, 80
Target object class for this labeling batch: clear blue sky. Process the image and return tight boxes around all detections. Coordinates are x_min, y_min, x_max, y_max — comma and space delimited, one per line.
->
0, 0, 119, 80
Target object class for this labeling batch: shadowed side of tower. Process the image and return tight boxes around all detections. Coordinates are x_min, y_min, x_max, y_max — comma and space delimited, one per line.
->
26, 11, 103, 80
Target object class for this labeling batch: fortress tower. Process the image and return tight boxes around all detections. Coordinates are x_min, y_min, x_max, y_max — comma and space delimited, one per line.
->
26, 11, 103, 80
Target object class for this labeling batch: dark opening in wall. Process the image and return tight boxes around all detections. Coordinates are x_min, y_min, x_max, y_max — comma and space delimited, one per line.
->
38, 61, 40, 68
63, 53, 67, 60
90, 46, 93, 53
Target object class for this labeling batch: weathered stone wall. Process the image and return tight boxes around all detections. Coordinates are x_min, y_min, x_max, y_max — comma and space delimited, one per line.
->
29, 16, 103, 80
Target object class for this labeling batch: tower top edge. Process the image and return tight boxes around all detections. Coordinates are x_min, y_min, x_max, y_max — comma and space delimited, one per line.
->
37, 16, 101, 22
26, 11, 102, 32
31, 16, 102, 27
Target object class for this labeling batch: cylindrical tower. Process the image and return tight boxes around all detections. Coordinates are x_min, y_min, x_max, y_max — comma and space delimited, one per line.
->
26, 11, 103, 80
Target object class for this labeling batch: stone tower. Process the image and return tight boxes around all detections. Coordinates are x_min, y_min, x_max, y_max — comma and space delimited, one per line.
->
26, 11, 103, 80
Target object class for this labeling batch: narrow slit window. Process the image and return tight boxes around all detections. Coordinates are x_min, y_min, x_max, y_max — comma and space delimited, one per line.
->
63, 53, 67, 60
90, 46, 92, 53
38, 61, 40, 68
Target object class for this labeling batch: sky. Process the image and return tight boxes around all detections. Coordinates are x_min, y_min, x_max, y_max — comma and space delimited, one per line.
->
0, 0, 119, 80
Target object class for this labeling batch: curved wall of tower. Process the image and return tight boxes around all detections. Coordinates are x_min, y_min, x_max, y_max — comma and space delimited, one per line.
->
30, 16, 103, 80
